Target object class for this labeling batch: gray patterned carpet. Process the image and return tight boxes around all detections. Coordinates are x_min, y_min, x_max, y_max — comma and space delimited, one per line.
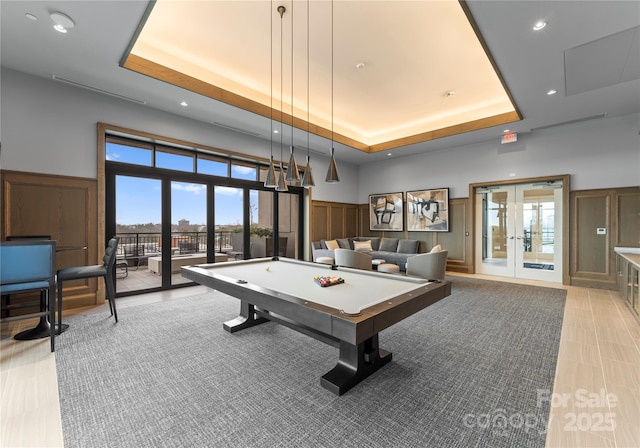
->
56, 276, 566, 448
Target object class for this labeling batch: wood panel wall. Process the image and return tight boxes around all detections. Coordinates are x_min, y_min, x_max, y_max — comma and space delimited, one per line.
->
1, 170, 100, 311
570, 186, 640, 289
310, 201, 359, 252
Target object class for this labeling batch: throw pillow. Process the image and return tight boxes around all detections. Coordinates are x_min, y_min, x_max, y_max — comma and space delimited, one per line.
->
368, 237, 381, 251
430, 244, 442, 253
353, 240, 373, 252
379, 238, 399, 252
337, 238, 353, 249
397, 239, 419, 254
325, 239, 340, 250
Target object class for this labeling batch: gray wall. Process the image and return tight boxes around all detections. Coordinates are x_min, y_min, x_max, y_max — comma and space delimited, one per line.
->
2, 68, 638, 207
358, 113, 640, 201
0, 68, 359, 203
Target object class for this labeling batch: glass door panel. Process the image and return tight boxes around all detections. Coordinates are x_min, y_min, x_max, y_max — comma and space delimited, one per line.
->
475, 186, 515, 276
115, 175, 162, 294
250, 189, 274, 259
171, 181, 207, 285
278, 191, 299, 258
215, 186, 245, 260
515, 184, 563, 282
475, 182, 563, 282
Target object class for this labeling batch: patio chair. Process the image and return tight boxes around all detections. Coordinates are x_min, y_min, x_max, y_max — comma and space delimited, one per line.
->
227, 233, 244, 260
123, 243, 147, 270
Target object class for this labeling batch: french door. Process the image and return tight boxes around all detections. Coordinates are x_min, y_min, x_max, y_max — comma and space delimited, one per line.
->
475, 181, 563, 282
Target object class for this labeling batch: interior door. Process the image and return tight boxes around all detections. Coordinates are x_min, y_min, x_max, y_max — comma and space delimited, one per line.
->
476, 182, 563, 282
476, 185, 515, 277
515, 183, 563, 282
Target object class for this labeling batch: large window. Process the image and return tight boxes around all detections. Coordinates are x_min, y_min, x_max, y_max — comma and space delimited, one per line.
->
105, 135, 304, 296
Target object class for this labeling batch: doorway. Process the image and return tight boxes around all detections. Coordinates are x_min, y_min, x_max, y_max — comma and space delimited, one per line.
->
474, 180, 565, 283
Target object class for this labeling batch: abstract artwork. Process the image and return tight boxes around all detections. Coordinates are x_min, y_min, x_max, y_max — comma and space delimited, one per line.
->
406, 188, 449, 231
369, 192, 404, 231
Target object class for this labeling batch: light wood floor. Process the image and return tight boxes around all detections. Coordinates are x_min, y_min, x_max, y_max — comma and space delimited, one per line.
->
1, 274, 638, 448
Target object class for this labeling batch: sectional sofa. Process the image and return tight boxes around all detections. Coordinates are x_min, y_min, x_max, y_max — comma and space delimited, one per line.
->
311, 237, 421, 271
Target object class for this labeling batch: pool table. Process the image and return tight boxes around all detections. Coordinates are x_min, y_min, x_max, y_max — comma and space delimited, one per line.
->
182, 257, 451, 395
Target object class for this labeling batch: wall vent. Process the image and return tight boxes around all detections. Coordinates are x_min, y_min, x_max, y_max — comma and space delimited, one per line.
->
52, 75, 147, 105
531, 113, 607, 131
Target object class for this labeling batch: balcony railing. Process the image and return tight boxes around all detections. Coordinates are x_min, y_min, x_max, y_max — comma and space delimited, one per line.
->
115, 231, 235, 264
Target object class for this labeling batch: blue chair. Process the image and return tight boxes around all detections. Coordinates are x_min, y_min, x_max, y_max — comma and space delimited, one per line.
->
0, 240, 57, 352
57, 237, 120, 329
2, 235, 51, 319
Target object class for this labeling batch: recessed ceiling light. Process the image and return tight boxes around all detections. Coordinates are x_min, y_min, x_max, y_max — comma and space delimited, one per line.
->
50, 11, 75, 33
273, 129, 279, 134
445, 91, 455, 97
180, 101, 188, 107
356, 62, 365, 69
533, 21, 547, 31
25, 13, 38, 21
387, 153, 392, 157
547, 89, 557, 95
503, 129, 510, 133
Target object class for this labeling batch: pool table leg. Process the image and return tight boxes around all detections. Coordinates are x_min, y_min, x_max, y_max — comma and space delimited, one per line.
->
223, 301, 269, 333
320, 334, 392, 395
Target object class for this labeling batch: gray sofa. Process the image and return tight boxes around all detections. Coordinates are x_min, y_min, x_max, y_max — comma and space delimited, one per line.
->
311, 237, 420, 271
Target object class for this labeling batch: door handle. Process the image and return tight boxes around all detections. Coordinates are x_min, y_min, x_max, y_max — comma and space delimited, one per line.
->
508, 236, 514, 240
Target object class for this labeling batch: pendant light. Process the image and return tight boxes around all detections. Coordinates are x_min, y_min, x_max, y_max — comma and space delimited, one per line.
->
285, 3, 300, 184
325, 0, 340, 183
264, 2, 277, 188
301, 0, 315, 188
275, 5, 288, 192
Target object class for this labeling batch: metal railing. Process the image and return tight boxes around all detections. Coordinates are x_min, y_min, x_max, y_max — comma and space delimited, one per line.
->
115, 231, 235, 260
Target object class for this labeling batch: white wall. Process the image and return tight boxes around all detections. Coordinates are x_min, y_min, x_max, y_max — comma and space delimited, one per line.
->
359, 113, 640, 201
2, 68, 638, 207
0, 68, 360, 203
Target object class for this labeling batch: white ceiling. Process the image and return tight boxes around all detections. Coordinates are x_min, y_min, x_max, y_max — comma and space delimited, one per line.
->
1, 1, 639, 166
128, 0, 518, 150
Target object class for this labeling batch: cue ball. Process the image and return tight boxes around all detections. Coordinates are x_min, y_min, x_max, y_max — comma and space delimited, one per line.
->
265, 265, 270, 271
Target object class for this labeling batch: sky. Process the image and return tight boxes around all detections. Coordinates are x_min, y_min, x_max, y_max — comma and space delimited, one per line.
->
108, 142, 260, 226
116, 177, 263, 227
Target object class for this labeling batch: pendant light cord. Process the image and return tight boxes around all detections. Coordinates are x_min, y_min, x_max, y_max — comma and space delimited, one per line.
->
331, 0, 334, 146
307, 0, 310, 157
279, 6, 284, 165
270, 1, 274, 161
291, 3, 294, 150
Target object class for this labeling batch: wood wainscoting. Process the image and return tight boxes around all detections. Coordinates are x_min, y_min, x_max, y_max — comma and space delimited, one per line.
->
570, 186, 640, 289
358, 197, 473, 274
1, 170, 99, 311
311, 201, 359, 244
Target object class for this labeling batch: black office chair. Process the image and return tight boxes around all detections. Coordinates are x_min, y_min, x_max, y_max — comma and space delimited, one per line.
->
57, 237, 120, 329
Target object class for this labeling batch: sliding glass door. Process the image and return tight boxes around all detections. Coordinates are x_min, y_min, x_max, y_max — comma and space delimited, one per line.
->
115, 175, 162, 294
215, 186, 245, 259
171, 181, 207, 286
105, 134, 304, 296
475, 182, 563, 282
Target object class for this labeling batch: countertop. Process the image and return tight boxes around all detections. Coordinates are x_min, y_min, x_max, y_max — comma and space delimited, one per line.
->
615, 247, 640, 269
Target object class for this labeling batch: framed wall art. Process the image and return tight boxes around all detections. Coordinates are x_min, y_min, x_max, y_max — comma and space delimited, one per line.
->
369, 192, 404, 231
406, 188, 449, 231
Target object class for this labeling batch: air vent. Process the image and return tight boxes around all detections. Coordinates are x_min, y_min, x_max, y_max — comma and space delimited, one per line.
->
51, 75, 147, 105
532, 114, 607, 131
212, 122, 261, 137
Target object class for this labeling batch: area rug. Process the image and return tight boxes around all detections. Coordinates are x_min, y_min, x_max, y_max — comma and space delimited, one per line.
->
56, 276, 566, 448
